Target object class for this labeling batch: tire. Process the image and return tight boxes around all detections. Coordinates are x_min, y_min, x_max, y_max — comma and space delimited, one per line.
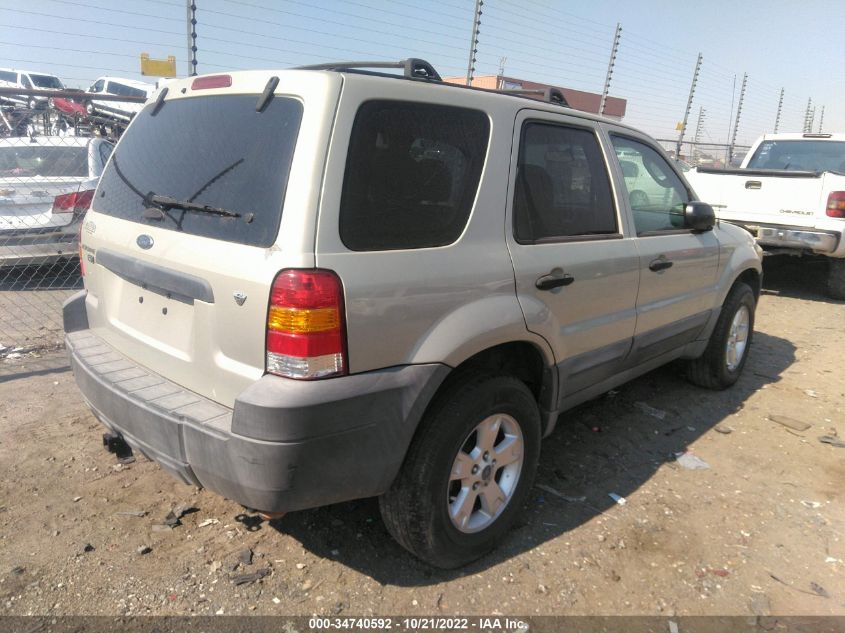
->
827, 259, 845, 301
379, 374, 541, 568
687, 282, 755, 390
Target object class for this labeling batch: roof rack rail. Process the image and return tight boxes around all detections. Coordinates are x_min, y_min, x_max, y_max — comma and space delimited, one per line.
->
802, 133, 832, 138
296, 58, 442, 82
497, 87, 569, 107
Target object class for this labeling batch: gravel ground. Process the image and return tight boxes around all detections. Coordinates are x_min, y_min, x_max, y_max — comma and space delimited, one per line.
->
1, 257, 843, 617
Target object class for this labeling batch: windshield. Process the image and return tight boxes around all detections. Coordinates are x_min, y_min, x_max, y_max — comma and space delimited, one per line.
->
746, 140, 845, 172
95, 94, 303, 247
0, 145, 87, 177
30, 74, 64, 89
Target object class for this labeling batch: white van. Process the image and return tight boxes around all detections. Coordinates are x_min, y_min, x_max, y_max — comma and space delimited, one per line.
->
0, 68, 65, 109
86, 77, 154, 121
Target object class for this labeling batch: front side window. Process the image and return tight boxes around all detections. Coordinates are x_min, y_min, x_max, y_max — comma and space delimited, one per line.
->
339, 100, 490, 251
514, 122, 617, 242
611, 136, 689, 234
0, 70, 16, 83
90, 79, 104, 93
20, 74, 32, 89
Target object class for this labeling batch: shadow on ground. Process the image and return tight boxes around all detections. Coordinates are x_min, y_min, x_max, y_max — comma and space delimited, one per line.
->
228, 327, 796, 586
761, 255, 842, 304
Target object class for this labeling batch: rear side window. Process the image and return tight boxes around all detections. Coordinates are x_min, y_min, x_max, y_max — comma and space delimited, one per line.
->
95, 94, 303, 247
514, 122, 617, 242
0, 145, 87, 177
0, 70, 16, 83
339, 100, 490, 251
108, 82, 146, 99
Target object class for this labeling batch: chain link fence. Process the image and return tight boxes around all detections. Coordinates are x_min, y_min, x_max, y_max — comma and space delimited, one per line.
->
655, 139, 753, 168
0, 88, 141, 360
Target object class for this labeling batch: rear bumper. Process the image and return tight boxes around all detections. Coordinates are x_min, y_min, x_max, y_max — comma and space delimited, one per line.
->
0, 229, 78, 267
723, 220, 841, 255
63, 291, 448, 513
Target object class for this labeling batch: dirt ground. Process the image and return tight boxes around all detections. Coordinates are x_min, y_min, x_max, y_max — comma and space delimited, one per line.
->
1, 257, 843, 618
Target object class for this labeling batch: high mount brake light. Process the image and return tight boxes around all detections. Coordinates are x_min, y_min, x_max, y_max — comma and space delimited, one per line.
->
191, 75, 232, 90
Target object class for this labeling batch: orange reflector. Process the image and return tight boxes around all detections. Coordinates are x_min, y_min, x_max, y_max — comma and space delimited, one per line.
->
268, 306, 340, 333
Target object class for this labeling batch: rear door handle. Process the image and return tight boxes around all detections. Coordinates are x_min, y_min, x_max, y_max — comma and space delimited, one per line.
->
535, 271, 575, 290
649, 257, 673, 272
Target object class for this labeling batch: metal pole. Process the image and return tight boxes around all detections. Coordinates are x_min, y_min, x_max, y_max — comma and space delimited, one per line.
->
728, 73, 747, 162
773, 87, 784, 133
676, 52, 702, 160
187, 0, 198, 76
692, 106, 705, 165
818, 105, 825, 133
599, 23, 622, 116
803, 98, 813, 133
465, 0, 483, 86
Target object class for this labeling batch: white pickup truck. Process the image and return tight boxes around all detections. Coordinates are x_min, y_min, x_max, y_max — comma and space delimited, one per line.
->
687, 132, 845, 299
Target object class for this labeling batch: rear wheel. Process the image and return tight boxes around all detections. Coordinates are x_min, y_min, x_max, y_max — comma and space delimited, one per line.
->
688, 282, 755, 389
827, 259, 845, 301
379, 374, 541, 568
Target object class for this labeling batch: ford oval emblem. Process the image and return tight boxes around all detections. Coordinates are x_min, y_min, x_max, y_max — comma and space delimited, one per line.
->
136, 234, 154, 250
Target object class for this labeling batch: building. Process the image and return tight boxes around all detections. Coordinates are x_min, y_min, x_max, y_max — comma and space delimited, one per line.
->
443, 74, 627, 120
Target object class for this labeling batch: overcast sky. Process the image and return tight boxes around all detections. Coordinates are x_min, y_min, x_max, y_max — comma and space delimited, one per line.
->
1, 0, 841, 145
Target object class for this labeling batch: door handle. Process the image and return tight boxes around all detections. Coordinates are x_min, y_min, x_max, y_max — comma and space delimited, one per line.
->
649, 257, 673, 272
535, 271, 575, 290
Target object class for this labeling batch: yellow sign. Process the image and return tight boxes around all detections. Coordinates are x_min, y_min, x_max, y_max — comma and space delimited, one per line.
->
140, 53, 177, 78
675, 122, 685, 131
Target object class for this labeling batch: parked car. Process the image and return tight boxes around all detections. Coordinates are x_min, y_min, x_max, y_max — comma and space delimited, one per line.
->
64, 60, 762, 568
86, 77, 153, 121
0, 136, 113, 267
0, 68, 65, 109
686, 132, 845, 299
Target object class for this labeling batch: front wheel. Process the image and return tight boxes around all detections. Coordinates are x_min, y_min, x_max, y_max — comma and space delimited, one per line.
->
379, 374, 541, 568
687, 281, 756, 389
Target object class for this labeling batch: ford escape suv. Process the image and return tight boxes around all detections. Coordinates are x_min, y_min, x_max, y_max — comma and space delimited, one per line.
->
64, 59, 763, 568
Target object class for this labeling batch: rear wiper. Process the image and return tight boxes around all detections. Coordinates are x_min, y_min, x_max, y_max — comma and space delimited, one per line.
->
144, 193, 249, 220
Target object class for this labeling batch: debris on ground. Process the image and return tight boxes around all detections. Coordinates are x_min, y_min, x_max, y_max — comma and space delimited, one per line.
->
82, 544, 94, 553
163, 504, 193, 528
810, 582, 830, 598
675, 452, 711, 470
819, 435, 845, 448
768, 414, 811, 432
535, 484, 586, 503
804, 389, 819, 398
151, 524, 173, 533
749, 593, 771, 616
137, 545, 152, 555
714, 425, 734, 434
72, 496, 82, 502
801, 500, 822, 509
115, 510, 147, 518
608, 493, 627, 505
198, 518, 219, 528
634, 402, 666, 420
231, 567, 270, 586
238, 548, 253, 566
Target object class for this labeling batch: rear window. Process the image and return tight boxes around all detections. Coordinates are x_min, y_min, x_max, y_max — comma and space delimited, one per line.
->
95, 94, 303, 247
746, 140, 845, 172
0, 145, 87, 177
339, 100, 490, 251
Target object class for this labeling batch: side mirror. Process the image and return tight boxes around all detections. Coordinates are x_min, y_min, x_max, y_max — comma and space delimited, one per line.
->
684, 201, 715, 232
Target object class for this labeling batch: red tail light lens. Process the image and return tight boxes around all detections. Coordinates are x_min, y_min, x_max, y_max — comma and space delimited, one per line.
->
266, 269, 347, 379
52, 189, 94, 214
191, 75, 232, 90
827, 191, 845, 218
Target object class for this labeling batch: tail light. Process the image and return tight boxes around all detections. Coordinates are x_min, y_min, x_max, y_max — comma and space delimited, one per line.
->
266, 269, 347, 379
826, 191, 845, 218
52, 189, 94, 214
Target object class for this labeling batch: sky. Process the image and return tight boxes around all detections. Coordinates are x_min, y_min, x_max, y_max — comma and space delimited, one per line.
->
1, 0, 842, 147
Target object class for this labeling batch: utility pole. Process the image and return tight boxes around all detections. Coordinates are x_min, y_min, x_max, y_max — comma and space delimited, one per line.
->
599, 23, 622, 116
773, 88, 784, 133
818, 105, 825, 133
186, 0, 198, 76
692, 106, 706, 165
728, 73, 747, 163
465, 0, 483, 86
676, 53, 702, 161
497, 56, 507, 89
803, 98, 813, 133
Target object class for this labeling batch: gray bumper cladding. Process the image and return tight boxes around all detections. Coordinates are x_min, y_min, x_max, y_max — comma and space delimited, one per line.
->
66, 329, 448, 513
